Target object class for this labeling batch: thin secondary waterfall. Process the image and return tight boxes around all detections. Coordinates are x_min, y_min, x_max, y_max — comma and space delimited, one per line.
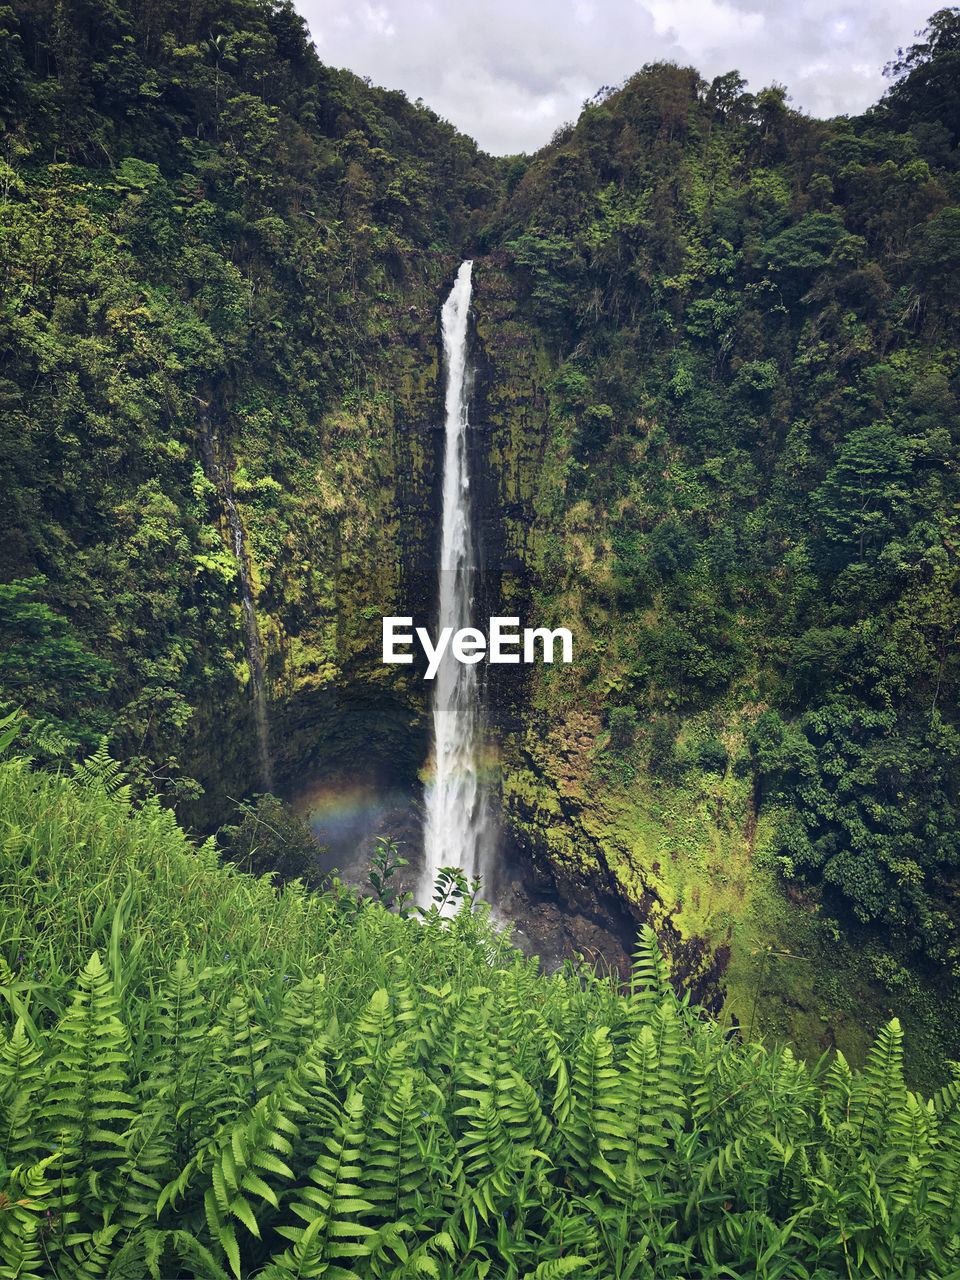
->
223, 492, 274, 796
420, 260, 490, 906
199, 412, 274, 794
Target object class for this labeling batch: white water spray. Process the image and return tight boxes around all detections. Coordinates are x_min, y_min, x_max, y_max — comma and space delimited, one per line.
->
420, 261, 491, 907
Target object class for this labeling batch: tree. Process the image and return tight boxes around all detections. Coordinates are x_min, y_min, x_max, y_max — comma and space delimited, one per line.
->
706, 71, 750, 122
881, 7, 960, 144
810, 423, 910, 569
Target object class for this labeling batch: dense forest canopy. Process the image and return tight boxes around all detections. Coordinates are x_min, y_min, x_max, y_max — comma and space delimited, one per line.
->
3, 2, 960, 1274
1, 0, 960, 1073
479, 25, 960, 954
0, 0, 498, 795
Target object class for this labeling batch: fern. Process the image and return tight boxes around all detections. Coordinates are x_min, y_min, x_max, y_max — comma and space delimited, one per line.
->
0, 1157, 54, 1279
22, 716, 77, 760
500, 1071, 551, 1152
70, 740, 131, 807
269, 976, 331, 1080
0, 709, 21, 757
457, 1089, 511, 1184
649, 997, 686, 1130
539, 1019, 572, 1128
524, 1258, 593, 1278
821, 1048, 855, 1131
41, 951, 135, 1216
5, 759, 960, 1278
159, 1076, 299, 1274
268, 1085, 377, 1279
630, 925, 671, 1013
563, 1025, 623, 1191
926, 1094, 960, 1236
352, 987, 399, 1074
142, 954, 211, 1167
363, 1066, 435, 1223
112, 1227, 232, 1280
54, 1220, 122, 1279
853, 1017, 907, 1147
620, 1022, 668, 1184
204, 993, 271, 1127
0, 1018, 43, 1169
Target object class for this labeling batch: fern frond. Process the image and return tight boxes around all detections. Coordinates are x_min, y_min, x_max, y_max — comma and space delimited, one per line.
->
649, 997, 686, 1129
456, 1090, 510, 1182
112, 1227, 232, 1280
41, 952, 135, 1214
927, 1104, 960, 1234
54, 1221, 121, 1279
563, 1025, 624, 1190
270, 1085, 376, 1278
630, 925, 671, 1014
0, 1157, 55, 1279
524, 1258, 593, 1279
821, 1049, 854, 1130
853, 1018, 907, 1147
70, 740, 131, 807
620, 1023, 668, 1182
501, 1071, 552, 1151
0, 1018, 44, 1168
364, 1066, 435, 1222
540, 1021, 572, 1128
269, 976, 330, 1079
352, 987, 397, 1072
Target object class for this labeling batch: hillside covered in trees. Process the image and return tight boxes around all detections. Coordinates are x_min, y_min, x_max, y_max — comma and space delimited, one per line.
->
2, 0, 960, 1191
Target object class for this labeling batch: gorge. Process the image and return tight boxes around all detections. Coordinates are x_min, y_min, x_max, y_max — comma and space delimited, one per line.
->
2, 0, 960, 1095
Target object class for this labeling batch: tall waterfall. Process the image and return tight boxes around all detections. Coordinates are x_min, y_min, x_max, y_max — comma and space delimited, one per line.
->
420, 260, 490, 907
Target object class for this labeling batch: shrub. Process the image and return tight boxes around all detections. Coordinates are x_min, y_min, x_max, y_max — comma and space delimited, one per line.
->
695, 735, 729, 773
218, 792, 329, 889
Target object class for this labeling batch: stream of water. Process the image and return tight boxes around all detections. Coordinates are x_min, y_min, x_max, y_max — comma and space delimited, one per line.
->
293, 264, 635, 974
200, 414, 274, 794
419, 260, 493, 908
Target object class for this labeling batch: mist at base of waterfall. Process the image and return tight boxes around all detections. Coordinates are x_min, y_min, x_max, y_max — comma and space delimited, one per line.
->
291, 775, 634, 981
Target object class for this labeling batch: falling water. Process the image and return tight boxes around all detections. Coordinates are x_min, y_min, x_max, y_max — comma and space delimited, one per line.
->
420, 260, 491, 907
222, 491, 274, 795
199, 412, 274, 794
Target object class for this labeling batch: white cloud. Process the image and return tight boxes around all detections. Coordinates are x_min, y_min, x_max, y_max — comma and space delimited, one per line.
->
299, 0, 939, 153
360, 4, 396, 39
645, 0, 765, 59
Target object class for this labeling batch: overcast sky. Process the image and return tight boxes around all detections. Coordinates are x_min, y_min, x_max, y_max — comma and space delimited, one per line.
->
299, 0, 937, 155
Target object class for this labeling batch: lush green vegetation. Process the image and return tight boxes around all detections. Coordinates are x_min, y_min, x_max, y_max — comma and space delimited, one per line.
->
0, 0, 496, 802
487, 13, 960, 944
471, 12, 960, 1071
2, 0, 960, 1147
3, 751, 960, 1279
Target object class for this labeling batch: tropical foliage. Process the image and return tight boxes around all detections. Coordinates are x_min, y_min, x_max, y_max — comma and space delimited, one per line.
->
2, 752, 960, 1278
2, 0, 960, 1207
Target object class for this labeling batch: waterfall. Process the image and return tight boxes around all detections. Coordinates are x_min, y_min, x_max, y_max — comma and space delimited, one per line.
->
420, 260, 491, 907
223, 491, 274, 795
199, 413, 274, 794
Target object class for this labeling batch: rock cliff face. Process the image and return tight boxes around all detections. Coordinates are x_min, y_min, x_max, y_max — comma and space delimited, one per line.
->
437, 259, 744, 1007
181, 259, 463, 825
202, 249, 933, 1084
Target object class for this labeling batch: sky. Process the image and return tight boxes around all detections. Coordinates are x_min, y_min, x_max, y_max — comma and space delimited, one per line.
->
298, 0, 938, 155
